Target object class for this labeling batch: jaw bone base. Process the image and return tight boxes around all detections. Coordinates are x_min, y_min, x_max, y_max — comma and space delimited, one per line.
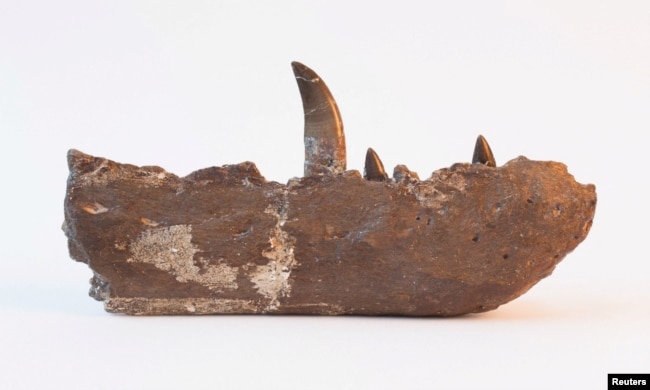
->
64, 149, 596, 316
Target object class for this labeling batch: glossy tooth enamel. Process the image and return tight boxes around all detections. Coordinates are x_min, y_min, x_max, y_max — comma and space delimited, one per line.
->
472, 135, 496, 167
364, 147, 389, 181
292, 61, 346, 177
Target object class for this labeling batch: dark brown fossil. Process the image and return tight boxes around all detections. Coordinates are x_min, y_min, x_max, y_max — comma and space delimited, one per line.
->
63, 62, 596, 316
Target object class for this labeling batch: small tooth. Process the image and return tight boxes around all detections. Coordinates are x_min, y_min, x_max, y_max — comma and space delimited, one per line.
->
364, 148, 388, 181
291, 61, 346, 177
472, 135, 496, 167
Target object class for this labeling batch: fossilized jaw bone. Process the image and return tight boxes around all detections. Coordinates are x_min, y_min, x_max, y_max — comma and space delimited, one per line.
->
63, 151, 596, 316
63, 61, 597, 316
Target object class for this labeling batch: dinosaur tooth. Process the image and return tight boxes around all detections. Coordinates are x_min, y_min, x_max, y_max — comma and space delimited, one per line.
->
292, 61, 346, 177
472, 135, 496, 167
364, 147, 389, 181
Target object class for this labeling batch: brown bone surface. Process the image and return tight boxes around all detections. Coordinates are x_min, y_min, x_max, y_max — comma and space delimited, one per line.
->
63, 62, 596, 316
64, 151, 595, 316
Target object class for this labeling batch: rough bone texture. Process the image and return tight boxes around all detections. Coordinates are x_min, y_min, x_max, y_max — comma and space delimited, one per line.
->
64, 149, 596, 316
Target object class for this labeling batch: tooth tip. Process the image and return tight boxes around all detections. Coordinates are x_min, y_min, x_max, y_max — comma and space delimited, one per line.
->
364, 147, 388, 181
291, 61, 317, 80
472, 135, 496, 167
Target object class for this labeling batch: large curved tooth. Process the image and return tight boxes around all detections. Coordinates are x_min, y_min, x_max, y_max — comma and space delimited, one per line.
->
364, 148, 388, 181
472, 135, 496, 167
292, 61, 346, 177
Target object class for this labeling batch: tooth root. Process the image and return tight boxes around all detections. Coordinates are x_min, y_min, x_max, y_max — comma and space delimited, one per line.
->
364, 148, 389, 181
472, 135, 496, 167
291, 61, 346, 177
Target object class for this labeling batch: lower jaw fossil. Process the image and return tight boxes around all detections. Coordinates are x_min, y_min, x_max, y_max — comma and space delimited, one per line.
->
63, 62, 596, 316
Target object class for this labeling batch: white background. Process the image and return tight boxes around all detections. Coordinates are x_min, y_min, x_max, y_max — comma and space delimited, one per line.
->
1, 1, 648, 389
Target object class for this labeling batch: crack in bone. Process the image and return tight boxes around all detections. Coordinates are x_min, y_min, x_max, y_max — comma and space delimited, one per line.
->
295, 75, 320, 83
250, 190, 297, 311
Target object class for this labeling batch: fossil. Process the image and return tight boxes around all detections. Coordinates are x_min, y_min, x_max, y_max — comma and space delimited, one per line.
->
63, 62, 596, 316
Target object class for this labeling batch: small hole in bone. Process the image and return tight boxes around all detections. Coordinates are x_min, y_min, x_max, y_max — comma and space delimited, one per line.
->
427, 218, 431, 225
472, 235, 480, 243
526, 197, 534, 204
502, 254, 509, 260
415, 216, 421, 221
552, 204, 563, 217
